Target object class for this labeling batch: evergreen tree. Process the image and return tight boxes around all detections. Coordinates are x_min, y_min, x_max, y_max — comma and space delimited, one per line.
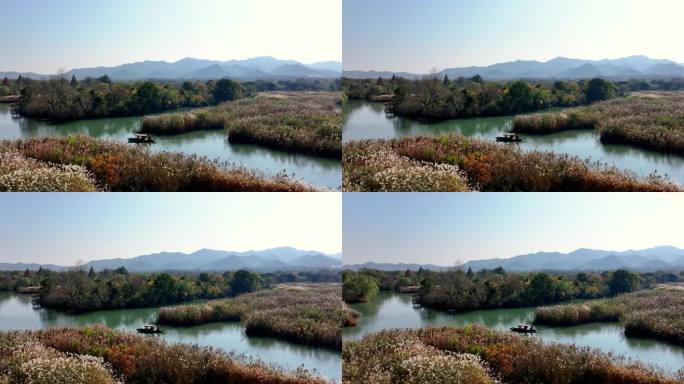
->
466, 266, 474, 278
88, 266, 96, 278
70, 75, 78, 86
443, 74, 450, 86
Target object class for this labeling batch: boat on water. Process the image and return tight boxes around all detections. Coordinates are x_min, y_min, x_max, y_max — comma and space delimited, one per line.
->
496, 132, 523, 143
128, 133, 155, 143
136, 324, 163, 334
510, 324, 536, 334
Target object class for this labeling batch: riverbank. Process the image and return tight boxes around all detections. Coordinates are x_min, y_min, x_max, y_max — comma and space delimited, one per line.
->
142, 92, 342, 158
535, 284, 684, 346
343, 135, 681, 191
513, 92, 684, 154
0, 136, 317, 192
0, 325, 327, 384
344, 325, 682, 384
158, 284, 357, 349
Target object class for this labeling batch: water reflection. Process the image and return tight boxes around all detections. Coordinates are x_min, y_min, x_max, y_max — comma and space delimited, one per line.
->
0, 292, 340, 381
343, 100, 684, 184
343, 291, 684, 374
0, 104, 341, 189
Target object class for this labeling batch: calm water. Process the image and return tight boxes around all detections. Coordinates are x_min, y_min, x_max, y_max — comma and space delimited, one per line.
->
343, 100, 684, 184
0, 292, 341, 381
343, 291, 684, 374
0, 104, 341, 189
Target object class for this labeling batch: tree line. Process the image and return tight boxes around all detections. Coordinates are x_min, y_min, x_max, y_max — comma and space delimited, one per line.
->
342, 267, 684, 310
4, 75, 340, 121
0, 267, 341, 311
343, 76, 684, 120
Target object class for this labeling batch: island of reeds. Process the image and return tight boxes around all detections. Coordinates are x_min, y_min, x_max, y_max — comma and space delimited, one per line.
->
141, 92, 342, 158
157, 283, 358, 349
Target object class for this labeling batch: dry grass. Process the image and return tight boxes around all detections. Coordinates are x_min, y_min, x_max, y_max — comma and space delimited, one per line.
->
535, 285, 684, 346
0, 136, 318, 192
345, 325, 683, 384
0, 326, 327, 384
158, 284, 357, 349
514, 91, 684, 154
142, 92, 342, 158
343, 135, 681, 192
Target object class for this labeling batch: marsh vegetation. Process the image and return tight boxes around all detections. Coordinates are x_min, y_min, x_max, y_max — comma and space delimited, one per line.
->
142, 92, 342, 157
344, 325, 683, 384
535, 284, 684, 346
158, 284, 357, 349
514, 91, 684, 154
343, 135, 680, 192
0, 325, 327, 384
0, 136, 318, 192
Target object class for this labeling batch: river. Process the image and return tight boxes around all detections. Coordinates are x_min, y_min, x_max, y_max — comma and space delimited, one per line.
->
343, 100, 684, 185
0, 104, 341, 189
0, 292, 341, 381
343, 291, 684, 374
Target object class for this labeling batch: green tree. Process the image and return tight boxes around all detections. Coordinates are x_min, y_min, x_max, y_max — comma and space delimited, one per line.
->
526, 273, 556, 305
230, 270, 260, 296
131, 82, 163, 114
70, 75, 78, 87
585, 78, 615, 103
88, 266, 96, 278
212, 79, 243, 104
98, 75, 112, 84
607, 270, 639, 296
342, 272, 379, 303
443, 74, 450, 86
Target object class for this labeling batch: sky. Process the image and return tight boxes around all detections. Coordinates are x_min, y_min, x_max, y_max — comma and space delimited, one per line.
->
0, 0, 342, 73
343, 0, 684, 73
0, 193, 341, 265
343, 193, 684, 266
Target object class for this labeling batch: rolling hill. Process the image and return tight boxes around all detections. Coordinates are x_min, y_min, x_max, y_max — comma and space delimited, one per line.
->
0, 247, 341, 272
344, 55, 684, 80
0, 56, 341, 81
344, 246, 684, 272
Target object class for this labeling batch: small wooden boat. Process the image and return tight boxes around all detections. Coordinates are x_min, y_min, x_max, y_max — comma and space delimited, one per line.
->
496, 132, 523, 143
136, 325, 162, 334
510, 324, 536, 334
128, 133, 155, 143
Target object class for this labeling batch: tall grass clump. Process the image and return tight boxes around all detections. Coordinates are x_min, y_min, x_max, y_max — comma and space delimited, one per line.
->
344, 325, 683, 384
0, 136, 317, 192
535, 285, 684, 345
343, 135, 681, 192
142, 92, 342, 158
0, 149, 98, 191
0, 326, 327, 384
514, 92, 684, 154
158, 284, 356, 349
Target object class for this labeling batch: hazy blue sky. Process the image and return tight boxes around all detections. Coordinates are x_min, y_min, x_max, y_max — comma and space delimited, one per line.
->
0, 193, 341, 265
343, 0, 684, 73
0, 0, 341, 73
343, 193, 684, 265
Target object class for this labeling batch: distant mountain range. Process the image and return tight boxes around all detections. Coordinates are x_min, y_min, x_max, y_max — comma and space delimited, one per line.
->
0, 247, 342, 272
344, 55, 684, 80
0, 56, 342, 81
345, 246, 684, 272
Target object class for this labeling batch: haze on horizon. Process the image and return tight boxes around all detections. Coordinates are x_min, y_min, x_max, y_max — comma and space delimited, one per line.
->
343, 193, 684, 266
343, 0, 684, 73
0, 193, 341, 266
0, 0, 341, 74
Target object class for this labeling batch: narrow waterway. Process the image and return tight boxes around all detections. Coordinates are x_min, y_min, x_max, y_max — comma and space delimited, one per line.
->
343, 291, 684, 374
0, 292, 341, 381
0, 104, 341, 189
343, 100, 684, 185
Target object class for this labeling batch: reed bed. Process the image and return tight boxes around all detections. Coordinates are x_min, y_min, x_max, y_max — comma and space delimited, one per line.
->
142, 92, 342, 158
344, 325, 683, 384
535, 285, 684, 345
343, 135, 681, 192
513, 92, 684, 154
0, 136, 317, 192
158, 284, 357, 349
0, 326, 327, 384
